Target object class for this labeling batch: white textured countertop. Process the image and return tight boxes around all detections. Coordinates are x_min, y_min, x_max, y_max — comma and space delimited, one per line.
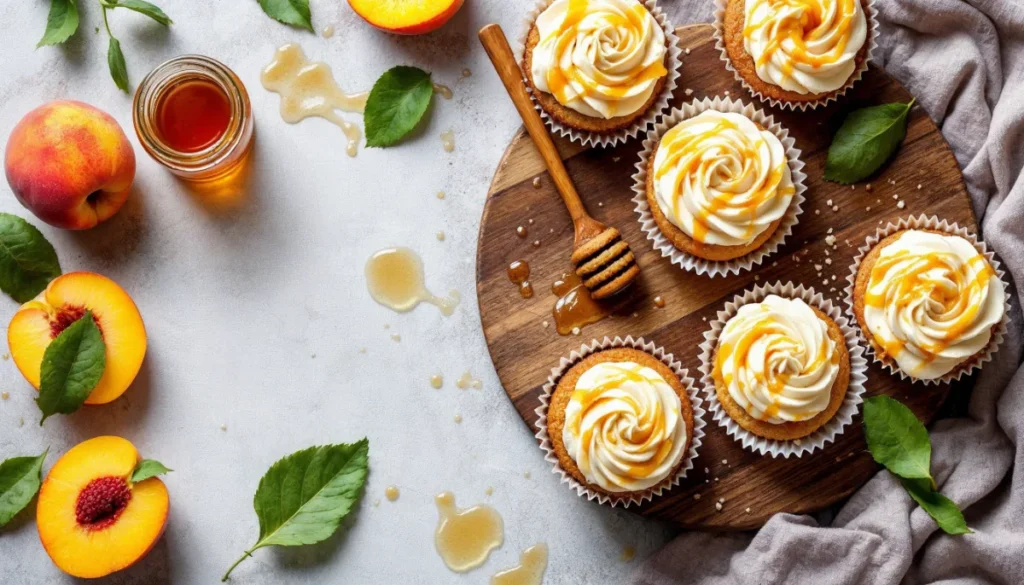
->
0, 1, 713, 583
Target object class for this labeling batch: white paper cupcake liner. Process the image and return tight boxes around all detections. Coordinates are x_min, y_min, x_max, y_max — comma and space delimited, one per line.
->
631, 96, 806, 277
517, 0, 682, 148
712, 0, 879, 111
697, 281, 868, 458
843, 215, 1011, 385
534, 335, 706, 507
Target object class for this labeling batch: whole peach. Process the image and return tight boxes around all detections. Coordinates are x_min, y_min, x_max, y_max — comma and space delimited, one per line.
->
4, 100, 135, 230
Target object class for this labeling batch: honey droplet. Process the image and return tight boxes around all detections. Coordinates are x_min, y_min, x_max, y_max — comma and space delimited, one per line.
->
456, 371, 482, 390
461, 68, 472, 78
434, 492, 504, 573
654, 296, 666, 308
441, 130, 455, 152
620, 546, 636, 562
365, 247, 460, 316
454, 414, 463, 423
436, 190, 446, 200
532, 177, 542, 188
507, 260, 533, 299
516, 226, 528, 238
321, 25, 335, 38
433, 83, 453, 100
385, 485, 400, 502
430, 374, 444, 389
437, 231, 446, 241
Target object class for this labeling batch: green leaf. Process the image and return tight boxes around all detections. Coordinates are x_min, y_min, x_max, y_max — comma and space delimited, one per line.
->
36, 311, 106, 424
0, 214, 62, 303
364, 66, 434, 148
37, 0, 80, 47
824, 99, 915, 184
222, 440, 369, 581
256, 0, 313, 31
131, 459, 172, 483
902, 477, 972, 535
107, 36, 129, 92
112, 0, 173, 25
0, 450, 47, 527
863, 395, 934, 484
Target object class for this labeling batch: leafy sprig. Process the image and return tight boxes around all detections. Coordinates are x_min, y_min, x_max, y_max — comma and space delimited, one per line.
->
863, 396, 970, 535
256, 0, 313, 31
37, 0, 173, 92
824, 99, 915, 184
222, 440, 369, 581
364, 66, 435, 148
0, 214, 62, 303
36, 311, 106, 424
0, 451, 48, 528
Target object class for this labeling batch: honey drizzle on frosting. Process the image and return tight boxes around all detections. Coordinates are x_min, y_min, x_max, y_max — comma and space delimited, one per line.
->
654, 111, 794, 244
741, 0, 866, 94
714, 296, 838, 422
533, 0, 667, 118
563, 362, 686, 491
865, 242, 996, 369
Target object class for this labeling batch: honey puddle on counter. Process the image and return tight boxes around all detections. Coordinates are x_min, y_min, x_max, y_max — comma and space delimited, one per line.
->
552, 272, 608, 335
491, 544, 549, 585
435, 492, 504, 572
365, 248, 460, 316
262, 44, 369, 157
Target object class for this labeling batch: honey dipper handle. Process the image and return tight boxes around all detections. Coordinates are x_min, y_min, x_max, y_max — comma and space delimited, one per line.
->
478, 24, 590, 225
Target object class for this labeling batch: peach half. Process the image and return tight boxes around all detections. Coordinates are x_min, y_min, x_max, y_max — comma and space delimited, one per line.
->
37, 436, 169, 579
348, 0, 464, 35
8, 272, 146, 405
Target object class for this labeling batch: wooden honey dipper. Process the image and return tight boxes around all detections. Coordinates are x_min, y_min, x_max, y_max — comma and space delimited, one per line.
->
479, 24, 640, 300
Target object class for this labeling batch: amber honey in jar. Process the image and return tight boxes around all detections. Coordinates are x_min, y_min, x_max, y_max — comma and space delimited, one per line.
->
133, 56, 254, 181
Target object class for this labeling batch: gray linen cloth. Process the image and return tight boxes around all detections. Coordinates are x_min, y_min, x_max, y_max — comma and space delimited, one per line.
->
630, 1, 1024, 583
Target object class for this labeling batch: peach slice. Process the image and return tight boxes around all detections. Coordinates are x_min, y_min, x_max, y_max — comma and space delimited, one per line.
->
37, 436, 169, 579
8, 272, 146, 405
348, 0, 464, 35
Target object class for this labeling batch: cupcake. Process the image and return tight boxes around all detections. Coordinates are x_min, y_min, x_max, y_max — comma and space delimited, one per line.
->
544, 346, 695, 502
523, 0, 677, 141
716, 0, 874, 108
711, 295, 850, 441
851, 228, 1007, 382
635, 100, 804, 274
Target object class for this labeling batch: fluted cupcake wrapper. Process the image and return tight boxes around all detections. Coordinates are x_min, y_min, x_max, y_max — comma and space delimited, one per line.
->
697, 281, 868, 458
631, 96, 806, 277
712, 0, 879, 111
517, 0, 682, 148
843, 215, 1011, 385
535, 335, 706, 508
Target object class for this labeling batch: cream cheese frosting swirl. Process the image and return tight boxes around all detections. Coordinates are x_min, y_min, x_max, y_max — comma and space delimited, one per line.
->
652, 110, 794, 246
863, 230, 1005, 380
715, 295, 839, 423
742, 0, 868, 95
562, 361, 687, 492
531, 0, 667, 119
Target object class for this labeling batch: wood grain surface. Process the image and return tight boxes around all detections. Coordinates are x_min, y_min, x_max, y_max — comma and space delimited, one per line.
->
476, 24, 974, 529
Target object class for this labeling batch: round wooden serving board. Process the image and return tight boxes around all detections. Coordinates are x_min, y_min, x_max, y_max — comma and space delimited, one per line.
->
476, 24, 975, 529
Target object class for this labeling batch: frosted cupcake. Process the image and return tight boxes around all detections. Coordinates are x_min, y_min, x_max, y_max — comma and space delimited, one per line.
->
717, 0, 874, 108
644, 109, 797, 262
851, 228, 1006, 382
545, 347, 694, 500
523, 0, 675, 137
711, 295, 850, 441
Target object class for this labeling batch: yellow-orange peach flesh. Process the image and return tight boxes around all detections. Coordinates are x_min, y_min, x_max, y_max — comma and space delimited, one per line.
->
348, 0, 464, 35
37, 436, 169, 579
4, 100, 135, 230
8, 272, 146, 405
